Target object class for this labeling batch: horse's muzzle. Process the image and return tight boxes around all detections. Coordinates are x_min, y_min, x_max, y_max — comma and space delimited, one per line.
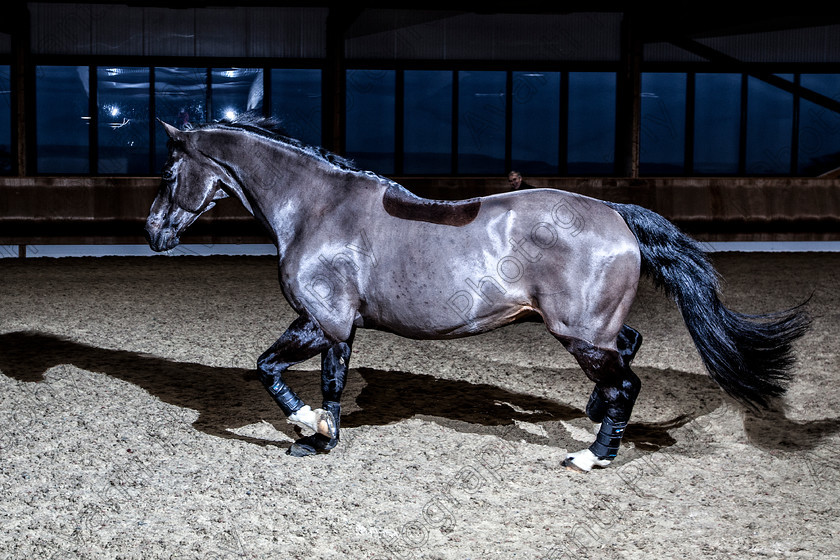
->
144, 220, 178, 252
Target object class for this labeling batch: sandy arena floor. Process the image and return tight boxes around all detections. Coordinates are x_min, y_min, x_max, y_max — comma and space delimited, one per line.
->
1, 252, 838, 559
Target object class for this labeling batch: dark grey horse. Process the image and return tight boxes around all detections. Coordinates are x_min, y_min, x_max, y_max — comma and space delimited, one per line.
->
145, 116, 809, 472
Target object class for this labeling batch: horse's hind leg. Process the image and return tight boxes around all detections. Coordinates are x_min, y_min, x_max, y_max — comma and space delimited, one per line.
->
559, 325, 643, 472
288, 336, 354, 457
257, 313, 336, 439
584, 325, 642, 423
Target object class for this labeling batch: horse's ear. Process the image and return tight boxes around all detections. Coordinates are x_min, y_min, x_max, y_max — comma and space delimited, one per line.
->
157, 118, 185, 142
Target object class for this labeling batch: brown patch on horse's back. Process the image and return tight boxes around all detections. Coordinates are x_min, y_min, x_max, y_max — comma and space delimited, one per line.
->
382, 184, 481, 227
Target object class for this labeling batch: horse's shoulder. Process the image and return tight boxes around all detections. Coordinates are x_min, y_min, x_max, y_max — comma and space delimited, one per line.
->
382, 184, 481, 227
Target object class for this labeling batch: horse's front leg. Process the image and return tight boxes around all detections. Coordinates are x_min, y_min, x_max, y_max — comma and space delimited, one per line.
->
257, 314, 336, 439
289, 334, 354, 457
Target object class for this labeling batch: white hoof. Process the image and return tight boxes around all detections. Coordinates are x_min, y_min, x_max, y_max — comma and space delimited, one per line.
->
287, 405, 336, 438
563, 449, 612, 473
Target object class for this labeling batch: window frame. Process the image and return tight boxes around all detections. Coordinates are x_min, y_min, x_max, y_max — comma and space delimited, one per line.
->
13, 55, 840, 177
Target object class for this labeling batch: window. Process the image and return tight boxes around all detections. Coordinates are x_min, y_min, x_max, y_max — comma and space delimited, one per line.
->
211, 68, 263, 122
154, 67, 207, 169
511, 71, 560, 175
346, 69, 395, 174
22, 61, 840, 178
746, 74, 794, 175
799, 74, 840, 175
458, 70, 506, 175
403, 70, 452, 174
97, 67, 150, 175
271, 69, 322, 147
567, 72, 615, 175
694, 73, 742, 175
31, 65, 323, 175
36, 65, 90, 173
640, 73, 686, 175
0, 65, 10, 174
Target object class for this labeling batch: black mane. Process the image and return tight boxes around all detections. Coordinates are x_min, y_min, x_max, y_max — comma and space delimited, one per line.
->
216, 112, 289, 136
202, 112, 360, 173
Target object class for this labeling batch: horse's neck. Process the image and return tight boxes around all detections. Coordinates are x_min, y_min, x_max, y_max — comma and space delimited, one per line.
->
215, 135, 373, 255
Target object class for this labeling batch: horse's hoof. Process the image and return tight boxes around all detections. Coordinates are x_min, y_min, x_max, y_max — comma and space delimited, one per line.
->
314, 408, 337, 439
287, 434, 338, 457
561, 457, 588, 473
287, 405, 337, 438
563, 448, 612, 472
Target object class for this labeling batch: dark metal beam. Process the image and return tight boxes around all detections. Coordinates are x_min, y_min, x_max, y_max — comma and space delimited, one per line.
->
615, 13, 642, 178
323, 6, 363, 155
667, 35, 840, 116
10, 2, 32, 176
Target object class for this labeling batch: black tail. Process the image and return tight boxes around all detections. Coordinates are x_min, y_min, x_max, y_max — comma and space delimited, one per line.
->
605, 202, 811, 409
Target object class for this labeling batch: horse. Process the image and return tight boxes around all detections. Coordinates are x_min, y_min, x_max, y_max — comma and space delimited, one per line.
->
144, 115, 810, 472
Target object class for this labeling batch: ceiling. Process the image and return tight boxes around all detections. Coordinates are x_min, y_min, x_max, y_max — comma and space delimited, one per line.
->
3, 2, 840, 40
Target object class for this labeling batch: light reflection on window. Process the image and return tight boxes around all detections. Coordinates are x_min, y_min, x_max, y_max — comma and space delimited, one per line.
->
97, 66, 150, 175
20, 64, 840, 177
211, 68, 263, 122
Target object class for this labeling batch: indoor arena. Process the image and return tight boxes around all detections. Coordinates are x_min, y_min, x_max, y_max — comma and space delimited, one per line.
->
1, 5, 839, 559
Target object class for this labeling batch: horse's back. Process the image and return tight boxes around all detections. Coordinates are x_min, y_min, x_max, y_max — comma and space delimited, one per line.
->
476, 188, 639, 256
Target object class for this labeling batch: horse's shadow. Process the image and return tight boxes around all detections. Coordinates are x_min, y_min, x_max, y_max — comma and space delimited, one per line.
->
0, 331, 834, 455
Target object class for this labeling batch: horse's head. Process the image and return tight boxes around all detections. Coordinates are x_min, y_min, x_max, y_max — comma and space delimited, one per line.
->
144, 121, 232, 252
